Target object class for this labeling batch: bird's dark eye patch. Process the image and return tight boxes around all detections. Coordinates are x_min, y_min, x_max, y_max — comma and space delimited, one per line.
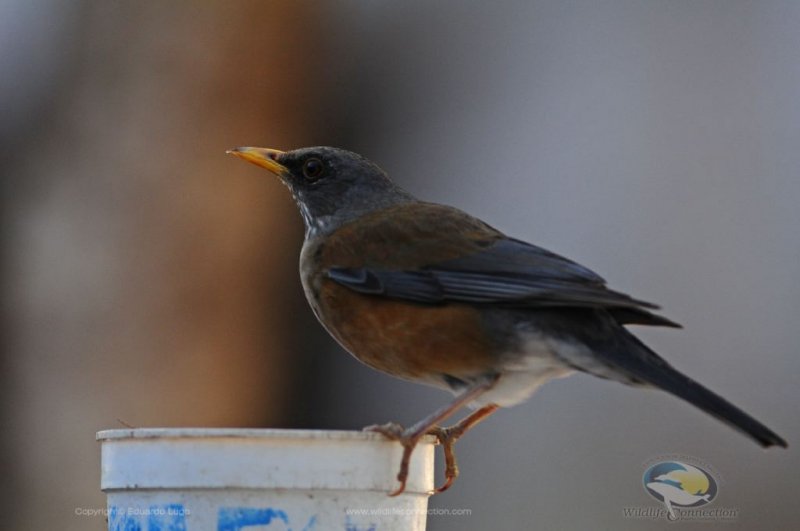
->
302, 158, 325, 181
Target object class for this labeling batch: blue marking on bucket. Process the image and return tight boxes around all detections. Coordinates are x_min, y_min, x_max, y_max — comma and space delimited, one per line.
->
108, 504, 187, 531
344, 516, 377, 531
109, 506, 142, 531
149, 504, 188, 530
217, 508, 289, 530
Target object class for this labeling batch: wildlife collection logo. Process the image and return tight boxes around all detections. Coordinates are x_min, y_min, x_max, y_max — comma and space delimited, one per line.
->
623, 455, 739, 522
643, 460, 717, 520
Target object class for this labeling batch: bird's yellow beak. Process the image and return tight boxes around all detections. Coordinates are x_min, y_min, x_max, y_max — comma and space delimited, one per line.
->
226, 147, 289, 176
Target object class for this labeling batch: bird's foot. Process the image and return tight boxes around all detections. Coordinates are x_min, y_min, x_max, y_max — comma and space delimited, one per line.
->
426, 425, 462, 493
426, 404, 500, 493
364, 421, 423, 496
364, 402, 499, 496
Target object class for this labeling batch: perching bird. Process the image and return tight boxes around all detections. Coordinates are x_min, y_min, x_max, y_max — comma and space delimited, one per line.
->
228, 146, 787, 495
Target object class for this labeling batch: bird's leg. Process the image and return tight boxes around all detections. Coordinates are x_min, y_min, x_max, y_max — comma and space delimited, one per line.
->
365, 377, 498, 496
427, 404, 499, 493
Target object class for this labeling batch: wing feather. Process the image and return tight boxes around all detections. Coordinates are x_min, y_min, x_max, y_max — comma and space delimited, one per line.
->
327, 238, 676, 322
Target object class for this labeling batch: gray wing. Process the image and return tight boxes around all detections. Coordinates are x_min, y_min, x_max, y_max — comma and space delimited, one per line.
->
327, 238, 680, 327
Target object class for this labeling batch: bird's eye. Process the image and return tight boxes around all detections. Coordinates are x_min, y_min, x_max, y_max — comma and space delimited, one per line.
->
302, 158, 325, 181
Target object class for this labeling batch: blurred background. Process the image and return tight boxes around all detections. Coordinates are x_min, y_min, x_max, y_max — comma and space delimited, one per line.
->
2, 1, 798, 529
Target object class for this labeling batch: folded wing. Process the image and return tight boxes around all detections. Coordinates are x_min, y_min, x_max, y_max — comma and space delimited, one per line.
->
328, 238, 680, 328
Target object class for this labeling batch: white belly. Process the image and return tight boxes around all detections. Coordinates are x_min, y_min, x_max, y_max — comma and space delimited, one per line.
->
466, 333, 582, 408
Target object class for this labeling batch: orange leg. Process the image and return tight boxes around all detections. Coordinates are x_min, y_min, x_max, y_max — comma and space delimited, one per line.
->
427, 404, 499, 493
365, 376, 498, 496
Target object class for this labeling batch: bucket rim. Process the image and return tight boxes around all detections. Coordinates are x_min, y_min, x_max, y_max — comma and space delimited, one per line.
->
97, 427, 437, 443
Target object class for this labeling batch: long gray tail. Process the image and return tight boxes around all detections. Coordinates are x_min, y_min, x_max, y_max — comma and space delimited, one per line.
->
606, 329, 787, 448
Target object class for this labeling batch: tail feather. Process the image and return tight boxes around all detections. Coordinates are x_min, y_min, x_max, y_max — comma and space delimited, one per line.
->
608, 330, 787, 448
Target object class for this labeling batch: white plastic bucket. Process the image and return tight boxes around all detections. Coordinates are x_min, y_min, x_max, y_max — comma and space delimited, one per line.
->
98, 428, 436, 530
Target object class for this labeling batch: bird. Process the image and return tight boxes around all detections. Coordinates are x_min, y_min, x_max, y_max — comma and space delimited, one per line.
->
227, 145, 787, 495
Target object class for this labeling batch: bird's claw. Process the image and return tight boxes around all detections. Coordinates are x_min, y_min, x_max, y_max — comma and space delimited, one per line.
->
365, 421, 466, 495
365, 402, 499, 496
365, 421, 419, 496
427, 426, 461, 493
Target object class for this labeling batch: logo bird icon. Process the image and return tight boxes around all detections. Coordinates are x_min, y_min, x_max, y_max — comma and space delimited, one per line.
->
643, 461, 717, 520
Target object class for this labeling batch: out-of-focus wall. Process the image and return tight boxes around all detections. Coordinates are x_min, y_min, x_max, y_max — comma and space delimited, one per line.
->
1, 2, 327, 530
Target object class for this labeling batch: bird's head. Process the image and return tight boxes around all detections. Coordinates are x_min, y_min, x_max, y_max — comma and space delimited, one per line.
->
227, 146, 413, 237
